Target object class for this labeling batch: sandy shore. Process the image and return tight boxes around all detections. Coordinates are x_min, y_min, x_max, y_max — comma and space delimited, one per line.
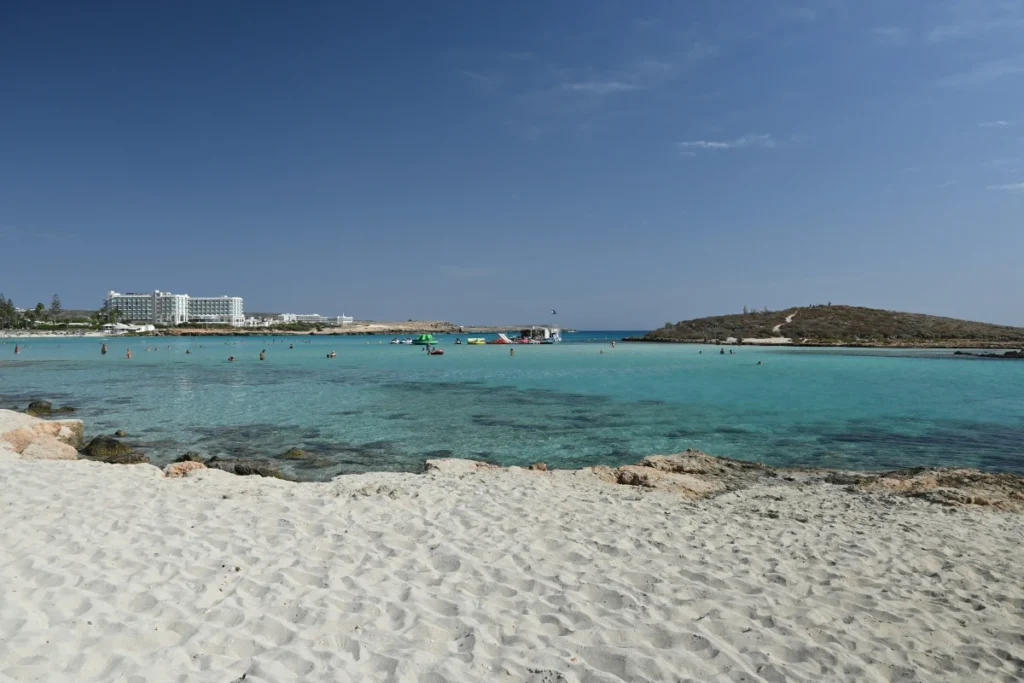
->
1, 443, 1023, 682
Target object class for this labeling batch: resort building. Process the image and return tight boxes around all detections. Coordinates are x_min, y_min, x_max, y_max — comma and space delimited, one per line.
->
106, 290, 245, 327
187, 296, 244, 326
279, 313, 353, 326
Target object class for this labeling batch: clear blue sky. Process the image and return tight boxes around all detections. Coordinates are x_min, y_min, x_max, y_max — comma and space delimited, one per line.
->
2, 1, 1022, 329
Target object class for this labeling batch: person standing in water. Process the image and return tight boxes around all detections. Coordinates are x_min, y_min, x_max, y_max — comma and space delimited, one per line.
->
126, 349, 132, 359
259, 349, 266, 361
509, 348, 515, 357
101, 343, 107, 355
14, 345, 20, 354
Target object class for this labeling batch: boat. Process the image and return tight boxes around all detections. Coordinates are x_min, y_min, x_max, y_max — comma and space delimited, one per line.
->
488, 333, 514, 345
467, 338, 486, 345
413, 334, 438, 345
428, 348, 444, 355
391, 338, 413, 345
517, 327, 562, 344
455, 338, 462, 345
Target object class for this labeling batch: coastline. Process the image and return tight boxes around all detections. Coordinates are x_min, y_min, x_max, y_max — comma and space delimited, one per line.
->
623, 336, 1024, 350
2, 412, 1023, 681
0, 322, 531, 339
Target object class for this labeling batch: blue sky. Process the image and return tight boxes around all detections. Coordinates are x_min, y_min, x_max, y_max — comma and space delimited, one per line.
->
1, 1, 1022, 329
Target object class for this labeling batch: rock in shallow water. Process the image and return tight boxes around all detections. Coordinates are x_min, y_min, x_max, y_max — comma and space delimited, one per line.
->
205, 458, 282, 478
25, 400, 52, 416
279, 447, 307, 460
174, 451, 205, 463
87, 452, 150, 465
82, 435, 134, 458
25, 400, 76, 417
113, 430, 128, 437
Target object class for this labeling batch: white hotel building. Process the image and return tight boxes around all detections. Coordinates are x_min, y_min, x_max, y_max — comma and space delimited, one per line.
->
106, 290, 244, 327
279, 313, 353, 326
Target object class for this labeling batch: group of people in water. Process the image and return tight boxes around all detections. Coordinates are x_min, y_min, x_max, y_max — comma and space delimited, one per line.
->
698, 347, 762, 365
14, 338, 763, 365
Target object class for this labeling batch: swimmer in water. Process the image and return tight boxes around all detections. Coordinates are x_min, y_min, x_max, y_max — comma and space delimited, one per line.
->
185, 349, 191, 355
15, 345, 20, 354
101, 343, 107, 355
259, 350, 266, 361
126, 349, 132, 359
228, 356, 235, 362
757, 361, 762, 366
509, 348, 515, 357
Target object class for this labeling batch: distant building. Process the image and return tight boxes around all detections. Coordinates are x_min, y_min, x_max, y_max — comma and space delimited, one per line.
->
106, 290, 244, 327
279, 313, 353, 326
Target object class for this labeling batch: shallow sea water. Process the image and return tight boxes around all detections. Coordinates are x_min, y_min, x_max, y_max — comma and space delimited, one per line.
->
2, 333, 1023, 480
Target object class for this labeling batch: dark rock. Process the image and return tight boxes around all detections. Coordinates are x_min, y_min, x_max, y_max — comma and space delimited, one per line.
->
296, 458, 334, 469
114, 430, 128, 437
279, 447, 307, 460
82, 435, 134, 458
528, 462, 548, 471
953, 350, 1024, 359
26, 400, 52, 416
175, 451, 205, 463
824, 472, 864, 486
206, 457, 282, 478
88, 451, 150, 465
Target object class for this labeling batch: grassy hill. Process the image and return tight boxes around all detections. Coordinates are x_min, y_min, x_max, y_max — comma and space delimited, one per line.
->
639, 305, 1024, 347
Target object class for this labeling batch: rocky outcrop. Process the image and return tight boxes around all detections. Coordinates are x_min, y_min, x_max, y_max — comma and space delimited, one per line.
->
21, 436, 79, 461
205, 458, 282, 478
81, 436, 134, 459
114, 430, 128, 437
832, 467, 1024, 511
953, 350, 1024, 359
164, 461, 206, 478
1, 410, 84, 454
175, 452, 205, 463
422, 451, 1023, 510
279, 448, 307, 460
424, 459, 501, 475
613, 465, 724, 497
25, 400, 77, 417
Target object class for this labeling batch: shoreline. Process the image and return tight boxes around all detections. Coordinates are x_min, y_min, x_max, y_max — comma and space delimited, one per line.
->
0, 322, 539, 339
2, 413, 1023, 681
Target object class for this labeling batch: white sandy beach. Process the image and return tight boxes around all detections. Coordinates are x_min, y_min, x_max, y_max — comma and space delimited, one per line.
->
1, 445, 1023, 682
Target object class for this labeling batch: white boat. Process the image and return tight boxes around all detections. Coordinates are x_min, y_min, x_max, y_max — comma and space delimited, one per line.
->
520, 326, 562, 344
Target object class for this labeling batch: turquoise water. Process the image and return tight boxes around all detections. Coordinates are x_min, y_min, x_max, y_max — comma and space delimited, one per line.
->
3, 333, 1023, 479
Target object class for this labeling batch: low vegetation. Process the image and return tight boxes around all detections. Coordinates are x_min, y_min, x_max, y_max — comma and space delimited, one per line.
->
642, 305, 1024, 346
